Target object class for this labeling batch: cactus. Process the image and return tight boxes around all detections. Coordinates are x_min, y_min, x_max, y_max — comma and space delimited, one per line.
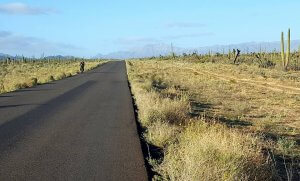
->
286, 28, 291, 69
171, 43, 176, 59
232, 49, 236, 58
6, 57, 10, 64
281, 29, 291, 70
22, 56, 26, 63
281, 32, 285, 66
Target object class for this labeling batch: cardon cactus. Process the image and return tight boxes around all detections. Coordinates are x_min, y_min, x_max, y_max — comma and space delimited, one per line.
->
281, 29, 291, 71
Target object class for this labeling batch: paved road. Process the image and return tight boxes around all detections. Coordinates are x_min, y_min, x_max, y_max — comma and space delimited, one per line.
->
0, 61, 147, 180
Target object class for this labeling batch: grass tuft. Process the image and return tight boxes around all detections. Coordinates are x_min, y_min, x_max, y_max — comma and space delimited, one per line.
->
155, 122, 272, 181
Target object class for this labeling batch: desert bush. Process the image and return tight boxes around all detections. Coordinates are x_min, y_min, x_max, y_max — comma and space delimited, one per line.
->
277, 137, 296, 154
144, 121, 180, 148
30, 78, 38, 86
154, 122, 273, 181
56, 72, 67, 80
14, 83, 25, 90
258, 60, 276, 69
48, 75, 55, 82
133, 88, 189, 127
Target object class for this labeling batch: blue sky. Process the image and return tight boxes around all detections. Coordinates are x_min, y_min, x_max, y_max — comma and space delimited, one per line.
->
0, 0, 299, 57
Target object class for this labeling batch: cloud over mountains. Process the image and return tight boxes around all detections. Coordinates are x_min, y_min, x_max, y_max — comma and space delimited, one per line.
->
0, 30, 81, 57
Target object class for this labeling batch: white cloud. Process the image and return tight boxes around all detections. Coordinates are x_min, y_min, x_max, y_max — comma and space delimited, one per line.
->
0, 31, 12, 37
0, 31, 81, 56
0, 2, 57, 15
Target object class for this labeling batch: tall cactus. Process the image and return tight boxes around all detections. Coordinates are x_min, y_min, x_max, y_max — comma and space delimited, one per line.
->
281, 32, 285, 68
281, 29, 291, 71
232, 49, 236, 58
286, 28, 291, 70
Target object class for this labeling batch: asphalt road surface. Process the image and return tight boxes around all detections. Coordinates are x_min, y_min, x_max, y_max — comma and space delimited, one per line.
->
0, 61, 148, 180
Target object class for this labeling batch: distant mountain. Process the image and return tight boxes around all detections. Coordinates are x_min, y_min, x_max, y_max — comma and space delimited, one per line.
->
95, 40, 300, 59
0, 53, 12, 59
44, 55, 77, 60
0, 54, 80, 60
192, 40, 300, 54
95, 44, 185, 59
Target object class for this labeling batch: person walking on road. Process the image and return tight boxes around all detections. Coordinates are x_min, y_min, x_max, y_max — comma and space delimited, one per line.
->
80, 61, 85, 73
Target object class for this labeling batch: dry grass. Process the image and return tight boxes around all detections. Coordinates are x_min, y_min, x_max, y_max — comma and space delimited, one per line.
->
131, 60, 300, 149
126, 60, 288, 180
156, 122, 271, 181
0, 60, 106, 93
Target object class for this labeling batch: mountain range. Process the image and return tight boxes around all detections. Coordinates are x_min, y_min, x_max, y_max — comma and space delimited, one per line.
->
2, 40, 300, 60
0, 54, 77, 60
95, 40, 300, 59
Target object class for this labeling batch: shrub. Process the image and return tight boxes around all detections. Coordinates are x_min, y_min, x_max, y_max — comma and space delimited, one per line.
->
155, 122, 273, 181
258, 60, 276, 69
144, 121, 180, 148
30, 78, 38, 86
56, 73, 66, 80
14, 83, 24, 89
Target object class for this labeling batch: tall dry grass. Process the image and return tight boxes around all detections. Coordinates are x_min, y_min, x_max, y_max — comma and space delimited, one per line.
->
0, 60, 106, 93
127, 60, 276, 180
156, 122, 271, 181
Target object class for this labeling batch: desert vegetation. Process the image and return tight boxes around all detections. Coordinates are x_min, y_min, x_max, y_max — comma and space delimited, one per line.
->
127, 40, 300, 180
0, 59, 106, 94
